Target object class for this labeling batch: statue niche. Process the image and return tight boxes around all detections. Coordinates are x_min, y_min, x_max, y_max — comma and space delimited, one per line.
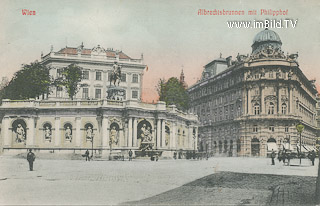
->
137, 120, 154, 151
109, 122, 119, 147
165, 126, 170, 146
12, 119, 27, 143
43, 123, 52, 142
85, 123, 94, 142
64, 123, 72, 142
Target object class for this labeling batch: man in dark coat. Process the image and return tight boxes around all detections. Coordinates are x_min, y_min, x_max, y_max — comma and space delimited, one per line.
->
128, 149, 133, 161
310, 150, 316, 166
27, 149, 35, 171
85, 149, 90, 161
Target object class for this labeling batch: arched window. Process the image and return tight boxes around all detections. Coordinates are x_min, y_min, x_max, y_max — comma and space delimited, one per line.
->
254, 103, 260, 115
281, 103, 287, 114
268, 102, 275, 114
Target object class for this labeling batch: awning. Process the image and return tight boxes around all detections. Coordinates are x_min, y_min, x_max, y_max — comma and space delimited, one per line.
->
297, 145, 308, 153
303, 145, 313, 152
282, 143, 294, 150
267, 142, 278, 152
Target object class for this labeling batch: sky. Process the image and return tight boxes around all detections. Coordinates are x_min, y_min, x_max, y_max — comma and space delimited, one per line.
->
0, 0, 319, 102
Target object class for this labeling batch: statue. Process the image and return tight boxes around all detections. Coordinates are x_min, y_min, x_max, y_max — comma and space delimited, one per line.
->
44, 126, 52, 141
139, 123, 153, 151
65, 126, 72, 141
16, 124, 26, 143
110, 61, 121, 86
140, 124, 147, 142
109, 126, 119, 146
86, 126, 93, 141
165, 128, 170, 146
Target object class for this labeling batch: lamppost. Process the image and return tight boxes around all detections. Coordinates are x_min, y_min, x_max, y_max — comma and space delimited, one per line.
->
91, 133, 95, 159
296, 123, 304, 165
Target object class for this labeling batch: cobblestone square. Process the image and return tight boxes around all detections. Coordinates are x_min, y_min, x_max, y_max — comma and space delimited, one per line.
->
0, 155, 318, 205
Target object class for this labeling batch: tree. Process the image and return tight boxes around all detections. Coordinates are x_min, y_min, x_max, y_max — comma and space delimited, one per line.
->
1, 61, 51, 100
54, 64, 84, 100
157, 77, 189, 111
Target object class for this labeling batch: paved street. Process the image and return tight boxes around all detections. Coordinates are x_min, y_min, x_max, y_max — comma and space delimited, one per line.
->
0, 155, 318, 205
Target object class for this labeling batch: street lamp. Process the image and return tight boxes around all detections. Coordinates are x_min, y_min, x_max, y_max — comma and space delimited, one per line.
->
296, 123, 304, 165
91, 133, 95, 159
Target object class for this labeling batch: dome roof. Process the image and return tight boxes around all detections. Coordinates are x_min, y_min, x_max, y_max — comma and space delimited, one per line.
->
251, 29, 282, 54
253, 29, 282, 44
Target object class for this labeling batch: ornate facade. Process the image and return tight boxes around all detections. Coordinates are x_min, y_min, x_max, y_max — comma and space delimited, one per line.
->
41, 44, 145, 101
0, 44, 199, 158
0, 99, 198, 157
188, 29, 318, 157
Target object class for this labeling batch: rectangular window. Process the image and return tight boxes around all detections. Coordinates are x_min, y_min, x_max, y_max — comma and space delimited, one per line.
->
121, 73, 126, 82
83, 70, 89, 80
95, 89, 101, 99
82, 88, 89, 99
269, 126, 274, 132
132, 90, 138, 99
132, 74, 138, 83
285, 126, 289, 133
253, 125, 258, 133
96, 71, 102, 80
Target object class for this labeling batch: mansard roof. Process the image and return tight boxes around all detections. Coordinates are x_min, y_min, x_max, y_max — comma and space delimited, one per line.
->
57, 47, 132, 59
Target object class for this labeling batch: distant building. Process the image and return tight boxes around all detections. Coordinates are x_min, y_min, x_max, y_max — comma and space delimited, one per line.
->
316, 94, 320, 150
40, 44, 145, 101
179, 69, 188, 89
188, 29, 318, 157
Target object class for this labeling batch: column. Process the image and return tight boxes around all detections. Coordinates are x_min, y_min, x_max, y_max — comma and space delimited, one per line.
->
172, 123, 176, 148
75, 117, 81, 147
169, 122, 174, 149
277, 86, 281, 114
26, 117, 35, 147
102, 117, 109, 148
133, 118, 137, 147
247, 88, 251, 115
54, 117, 60, 147
161, 120, 166, 147
195, 126, 198, 151
261, 86, 265, 114
289, 86, 293, 114
2, 117, 10, 147
188, 126, 193, 149
156, 119, 161, 148
232, 141, 237, 157
128, 118, 132, 147
119, 129, 124, 147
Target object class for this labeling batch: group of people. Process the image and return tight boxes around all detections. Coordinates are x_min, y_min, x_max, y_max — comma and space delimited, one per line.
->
270, 149, 318, 166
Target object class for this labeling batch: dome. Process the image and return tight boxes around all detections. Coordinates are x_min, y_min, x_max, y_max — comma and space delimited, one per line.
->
253, 29, 282, 44
251, 29, 282, 54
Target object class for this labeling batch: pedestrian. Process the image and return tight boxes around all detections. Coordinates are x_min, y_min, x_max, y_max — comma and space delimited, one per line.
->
278, 150, 282, 162
271, 149, 276, 165
310, 150, 316, 166
173, 151, 177, 160
155, 153, 159, 161
282, 150, 286, 165
85, 149, 90, 161
128, 149, 133, 161
27, 149, 35, 171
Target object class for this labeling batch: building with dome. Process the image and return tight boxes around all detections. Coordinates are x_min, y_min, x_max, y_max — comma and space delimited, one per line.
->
188, 29, 318, 157
0, 44, 199, 158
